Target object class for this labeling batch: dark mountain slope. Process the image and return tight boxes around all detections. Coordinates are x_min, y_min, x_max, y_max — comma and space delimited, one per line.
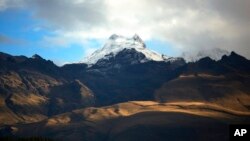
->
155, 52, 250, 111
0, 53, 95, 125
62, 48, 185, 106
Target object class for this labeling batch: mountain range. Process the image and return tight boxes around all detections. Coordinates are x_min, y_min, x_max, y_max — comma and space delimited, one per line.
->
0, 34, 250, 141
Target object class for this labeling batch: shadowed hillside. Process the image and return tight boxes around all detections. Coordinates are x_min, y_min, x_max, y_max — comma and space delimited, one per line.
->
155, 52, 250, 111
7, 101, 250, 141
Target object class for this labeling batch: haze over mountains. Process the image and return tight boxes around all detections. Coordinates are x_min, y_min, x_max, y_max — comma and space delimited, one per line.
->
0, 34, 250, 141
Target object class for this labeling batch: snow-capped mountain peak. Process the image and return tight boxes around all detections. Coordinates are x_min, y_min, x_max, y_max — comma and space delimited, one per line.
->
83, 34, 169, 65
182, 48, 230, 62
132, 34, 144, 45
109, 34, 122, 40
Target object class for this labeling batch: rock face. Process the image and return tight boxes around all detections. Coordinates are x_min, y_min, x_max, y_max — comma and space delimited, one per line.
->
48, 80, 95, 116
0, 52, 95, 125
93, 48, 147, 68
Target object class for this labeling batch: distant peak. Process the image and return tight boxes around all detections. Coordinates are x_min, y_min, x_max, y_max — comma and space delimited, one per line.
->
109, 34, 122, 40
229, 51, 246, 59
132, 34, 142, 41
198, 56, 214, 62
32, 54, 43, 60
230, 51, 237, 56
82, 34, 165, 65
182, 48, 230, 62
109, 34, 143, 41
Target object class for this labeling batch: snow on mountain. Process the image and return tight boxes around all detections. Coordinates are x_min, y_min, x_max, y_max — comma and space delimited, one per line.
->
83, 34, 170, 65
182, 48, 230, 62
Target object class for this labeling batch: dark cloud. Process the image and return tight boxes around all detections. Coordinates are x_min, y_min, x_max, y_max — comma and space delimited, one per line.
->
196, 0, 250, 58
208, 0, 250, 25
23, 0, 107, 31
1, 0, 250, 59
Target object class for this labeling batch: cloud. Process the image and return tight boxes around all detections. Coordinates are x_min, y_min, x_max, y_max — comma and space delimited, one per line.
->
1, 0, 250, 58
25, 0, 107, 31
207, 0, 250, 26
0, 0, 24, 11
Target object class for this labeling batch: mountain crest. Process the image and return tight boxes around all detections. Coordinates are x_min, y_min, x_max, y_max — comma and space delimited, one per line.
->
182, 48, 230, 62
109, 34, 122, 40
83, 34, 168, 65
132, 34, 144, 44
32, 54, 43, 60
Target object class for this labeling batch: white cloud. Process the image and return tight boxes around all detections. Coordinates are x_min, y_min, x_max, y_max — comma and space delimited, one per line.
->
2, 0, 250, 58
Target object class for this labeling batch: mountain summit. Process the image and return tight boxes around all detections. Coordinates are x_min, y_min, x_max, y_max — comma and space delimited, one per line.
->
83, 34, 170, 65
32, 54, 44, 60
182, 48, 230, 62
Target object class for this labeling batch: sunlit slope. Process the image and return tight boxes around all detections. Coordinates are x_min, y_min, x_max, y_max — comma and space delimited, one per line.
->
155, 73, 250, 111
13, 101, 250, 141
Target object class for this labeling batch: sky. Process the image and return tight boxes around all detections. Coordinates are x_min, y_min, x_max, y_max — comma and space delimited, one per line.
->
0, 0, 250, 65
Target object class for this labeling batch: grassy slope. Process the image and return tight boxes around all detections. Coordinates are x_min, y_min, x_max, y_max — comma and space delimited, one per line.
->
12, 101, 250, 141
155, 73, 250, 112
